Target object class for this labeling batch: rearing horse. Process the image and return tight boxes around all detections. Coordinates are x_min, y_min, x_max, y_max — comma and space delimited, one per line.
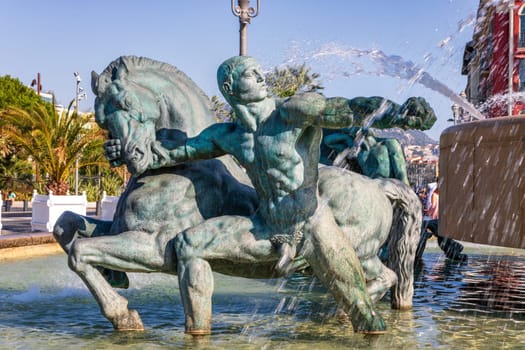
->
53, 56, 421, 334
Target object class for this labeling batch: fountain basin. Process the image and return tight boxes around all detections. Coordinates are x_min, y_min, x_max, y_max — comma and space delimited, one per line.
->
440, 116, 525, 249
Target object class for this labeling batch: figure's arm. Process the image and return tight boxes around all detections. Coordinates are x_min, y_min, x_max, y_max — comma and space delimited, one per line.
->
280, 93, 355, 128
104, 123, 230, 174
282, 94, 436, 130
347, 96, 437, 131
149, 123, 230, 169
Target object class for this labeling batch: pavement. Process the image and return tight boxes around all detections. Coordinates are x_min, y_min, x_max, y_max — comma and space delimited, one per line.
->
0, 201, 98, 251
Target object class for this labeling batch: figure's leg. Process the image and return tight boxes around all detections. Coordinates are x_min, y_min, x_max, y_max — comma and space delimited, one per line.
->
300, 208, 387, 334
384, 139, 409, 185
68, 229, 177, 330
173, 216, 275, 335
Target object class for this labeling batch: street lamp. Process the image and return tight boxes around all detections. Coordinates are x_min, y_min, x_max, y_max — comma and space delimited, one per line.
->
31, 72, 42, 95
450, 103, 459, 125
231, 0, 260, 56
73, 72, 86, 195
73, 72, 86, 114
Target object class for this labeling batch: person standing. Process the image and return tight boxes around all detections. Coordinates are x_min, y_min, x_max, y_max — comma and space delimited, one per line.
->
6, 191, 15, 212
417, 181, 467, 261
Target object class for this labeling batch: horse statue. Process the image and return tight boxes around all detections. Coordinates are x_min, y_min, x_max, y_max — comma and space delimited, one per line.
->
53, 55, 421, 335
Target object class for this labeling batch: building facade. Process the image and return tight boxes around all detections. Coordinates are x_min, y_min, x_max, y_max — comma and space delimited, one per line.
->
463, 0, 525, 117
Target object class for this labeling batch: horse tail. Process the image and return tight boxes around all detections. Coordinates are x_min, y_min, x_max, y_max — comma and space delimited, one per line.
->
379, 179, 422, 310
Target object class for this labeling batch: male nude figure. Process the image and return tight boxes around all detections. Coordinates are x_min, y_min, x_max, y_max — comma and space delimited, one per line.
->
321, 127, 410, 185
106, 56, 433, 334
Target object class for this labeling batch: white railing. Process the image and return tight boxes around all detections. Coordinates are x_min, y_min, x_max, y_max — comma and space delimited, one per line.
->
100, 191, 120, 221
31, 190, 87, 232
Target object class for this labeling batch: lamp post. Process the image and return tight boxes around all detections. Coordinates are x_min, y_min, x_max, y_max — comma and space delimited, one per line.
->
451, 103, 459, 125
231, 0, 260, 56
508, 0, 514, 117
73, 72, 86, 114
30, 73, 42, 186
30, 72, 42, 96
73, 72, 86, 195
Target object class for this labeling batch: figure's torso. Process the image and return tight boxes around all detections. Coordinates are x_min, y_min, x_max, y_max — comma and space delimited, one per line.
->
220, 111, 322, 230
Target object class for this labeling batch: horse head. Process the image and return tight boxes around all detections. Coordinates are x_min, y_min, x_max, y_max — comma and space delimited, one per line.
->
91, 56, 217, 175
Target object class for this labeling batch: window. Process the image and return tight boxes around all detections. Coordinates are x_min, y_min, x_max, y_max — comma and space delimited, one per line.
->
519, 59, 525, 91
520, 5, 525, 48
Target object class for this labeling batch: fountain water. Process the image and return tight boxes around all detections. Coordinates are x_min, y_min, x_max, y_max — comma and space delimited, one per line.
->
283, 42, 486, 121
2, 245, 525, 349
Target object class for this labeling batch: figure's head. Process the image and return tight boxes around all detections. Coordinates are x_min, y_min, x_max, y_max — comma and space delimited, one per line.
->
217, 56, 268, 105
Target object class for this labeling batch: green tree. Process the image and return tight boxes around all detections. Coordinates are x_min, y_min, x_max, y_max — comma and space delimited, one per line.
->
265, 63, 324, 98
0, 75, 54, 159
0, 103, 106, 195
0, 155, 33, 199
210, 95, 234, 122
0, 75, 53, 111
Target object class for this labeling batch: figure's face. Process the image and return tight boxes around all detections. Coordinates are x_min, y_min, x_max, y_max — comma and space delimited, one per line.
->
231, 61, 267, 103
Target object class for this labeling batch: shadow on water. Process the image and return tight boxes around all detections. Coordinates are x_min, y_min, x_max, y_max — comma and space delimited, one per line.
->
2, 252, 525, 349
415, 253, 525, 319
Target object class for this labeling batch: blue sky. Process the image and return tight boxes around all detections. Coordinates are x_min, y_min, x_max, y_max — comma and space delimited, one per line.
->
0, 0, 479, 140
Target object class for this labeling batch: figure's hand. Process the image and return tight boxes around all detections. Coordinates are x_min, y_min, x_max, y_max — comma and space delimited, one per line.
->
325, 97, 353, 117
397, 97, 437, 130
104, 139, 123, 167
150, 141, 171, 169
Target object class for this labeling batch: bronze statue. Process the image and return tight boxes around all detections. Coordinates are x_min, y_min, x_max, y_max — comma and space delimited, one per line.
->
54, 56, 424, 335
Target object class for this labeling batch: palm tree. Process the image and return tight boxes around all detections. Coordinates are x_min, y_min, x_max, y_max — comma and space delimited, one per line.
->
265, 63, 324, 98
0, 155, 33, 197
0, 103, 106, 195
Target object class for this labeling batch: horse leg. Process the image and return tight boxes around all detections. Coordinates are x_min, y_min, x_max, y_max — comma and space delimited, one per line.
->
177, 258, 213, 335
54, 210, 113, 252
362, 256, 398, 303
54, 211, 129, 288
68, 241, 143, 331
301, 207, 387, 334
333, 258, 397, 323
68, 230, 177, 330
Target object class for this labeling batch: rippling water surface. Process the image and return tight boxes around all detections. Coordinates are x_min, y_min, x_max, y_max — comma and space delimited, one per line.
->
1, 244, 525, 349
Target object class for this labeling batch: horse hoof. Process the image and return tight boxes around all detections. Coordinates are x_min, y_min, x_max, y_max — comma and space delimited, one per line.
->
185, 329, 212, 336
354, 314, 387, 335
334, 308, 351, 324
358, 329, 388, 335
113, 309, 144, 331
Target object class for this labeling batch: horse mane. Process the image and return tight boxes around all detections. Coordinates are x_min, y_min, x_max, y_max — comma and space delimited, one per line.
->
101, 56, 211, 103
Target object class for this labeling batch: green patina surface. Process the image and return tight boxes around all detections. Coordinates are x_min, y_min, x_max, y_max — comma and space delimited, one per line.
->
53, 55, 427, 335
